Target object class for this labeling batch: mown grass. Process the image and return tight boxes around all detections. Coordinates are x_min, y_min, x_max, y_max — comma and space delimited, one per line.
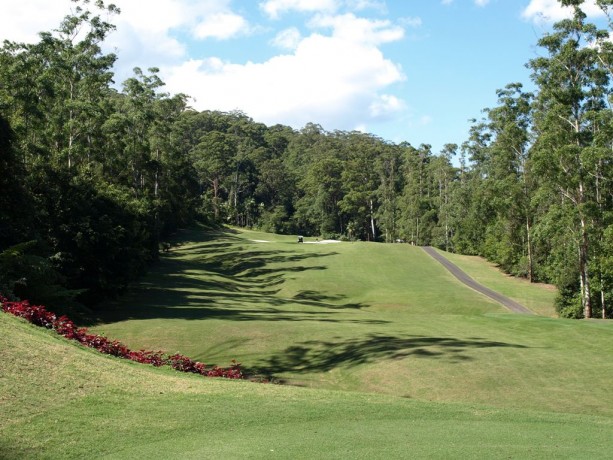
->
87, 227, 613, 418
2, 312, 612, 459
434, 248, 558, 317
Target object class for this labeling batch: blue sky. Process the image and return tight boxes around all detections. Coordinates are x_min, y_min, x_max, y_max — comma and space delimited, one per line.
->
1, 0, 607, 153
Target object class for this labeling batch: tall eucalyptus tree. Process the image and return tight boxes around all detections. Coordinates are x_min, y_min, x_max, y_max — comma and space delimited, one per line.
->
399, 143, 435, 245
376, 142, 403, 243
0, 0, 118, 171
429, 144, 457, 252
529, 4, 610, 317
482, 84, 535, 278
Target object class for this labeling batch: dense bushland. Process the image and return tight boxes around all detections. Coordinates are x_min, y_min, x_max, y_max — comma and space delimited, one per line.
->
0, 0, 611, 318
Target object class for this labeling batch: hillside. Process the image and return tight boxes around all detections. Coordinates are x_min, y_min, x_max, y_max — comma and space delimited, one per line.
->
89, 227, 613, 417
2, 312, 612, 458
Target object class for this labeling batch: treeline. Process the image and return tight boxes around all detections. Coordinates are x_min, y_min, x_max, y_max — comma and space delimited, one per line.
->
1, 0, 612, 318
0, 2, 199, 309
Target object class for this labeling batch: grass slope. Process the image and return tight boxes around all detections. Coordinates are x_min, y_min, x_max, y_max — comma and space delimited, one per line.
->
433, 248, 558, 317
2, 312, 612, 459
88, 227, 613, 418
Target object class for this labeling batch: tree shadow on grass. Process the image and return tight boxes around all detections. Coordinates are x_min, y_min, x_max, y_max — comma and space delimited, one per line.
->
292, 290, 365, 309
90, 228, 373, 325
97, 302, 387, 325
251, 334, 530, 377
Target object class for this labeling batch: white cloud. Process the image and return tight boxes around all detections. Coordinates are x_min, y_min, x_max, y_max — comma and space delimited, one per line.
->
3, 1, 407, 131
194, 12, 250, 39
106, 0, 194, 68
272, 27, 302, 49
0, 0, 74, 43
309, 13, 404, 45
163, 22, 406, 129
110, 0, 251, 41
260, 0, 340, 19
369, 94, 406, 117
104, 0, 251, 82
345, 0, 387, 13
1, 0, 252, 83
115, 0, 198, 34
522, 0, 604, 22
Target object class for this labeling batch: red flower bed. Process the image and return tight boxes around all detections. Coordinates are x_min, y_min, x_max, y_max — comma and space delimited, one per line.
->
0, 295, 243, 380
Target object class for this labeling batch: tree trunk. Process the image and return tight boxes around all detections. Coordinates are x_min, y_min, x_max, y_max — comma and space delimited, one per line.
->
68, 80, 74, 170
601, 280, 606, 319
580, 217, 592, 318
370, 199, 376, 241
526, 216, 533, 283
154, 148, 160, 198
212, 177, 219, 219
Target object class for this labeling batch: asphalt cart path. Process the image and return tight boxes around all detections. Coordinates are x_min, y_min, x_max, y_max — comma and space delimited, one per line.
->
422, 246, 533, 315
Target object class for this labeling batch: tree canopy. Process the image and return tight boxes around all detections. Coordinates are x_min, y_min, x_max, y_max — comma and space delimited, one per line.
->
1, 0, 611, 319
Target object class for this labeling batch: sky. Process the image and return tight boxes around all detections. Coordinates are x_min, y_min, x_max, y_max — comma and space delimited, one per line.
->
1, 0, 609, 153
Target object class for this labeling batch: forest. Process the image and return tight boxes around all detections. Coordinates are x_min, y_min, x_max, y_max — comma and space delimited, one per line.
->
0, 0, 612, 319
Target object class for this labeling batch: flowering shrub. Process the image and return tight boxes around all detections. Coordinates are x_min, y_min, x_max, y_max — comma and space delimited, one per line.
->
0, 294, 243, 379
167, 353, 198, 372
128, 349, 167, 367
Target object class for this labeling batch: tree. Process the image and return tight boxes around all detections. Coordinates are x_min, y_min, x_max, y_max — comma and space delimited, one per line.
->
399, 144, 436, 245
191, 131, 236, 219
376, 143, 403, 243
0, 115, 33, 249
529, 4, 610, 317
429, 144, 457, 251
481, 84, 536, 278
0, 2, 201, 306
37, 0, 118, 171
339, 132, 382, 241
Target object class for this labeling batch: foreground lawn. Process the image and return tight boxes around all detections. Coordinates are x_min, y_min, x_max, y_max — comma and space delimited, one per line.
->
2, 313, 612, 459
89, 227, 613, 418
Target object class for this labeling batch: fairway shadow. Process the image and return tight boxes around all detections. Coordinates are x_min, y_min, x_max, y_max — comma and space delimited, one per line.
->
251, 334, 529, 377
95, 303, 386, 324
293, 290, 365, 309
90, 228, 372, 325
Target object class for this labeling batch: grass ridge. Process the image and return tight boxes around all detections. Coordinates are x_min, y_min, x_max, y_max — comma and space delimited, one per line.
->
2, 311, 612, 458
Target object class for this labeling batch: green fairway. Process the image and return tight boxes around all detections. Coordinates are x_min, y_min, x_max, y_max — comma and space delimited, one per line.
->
2, 312, 612, 459
86, 227, 613, 417
432, 248, 558, 317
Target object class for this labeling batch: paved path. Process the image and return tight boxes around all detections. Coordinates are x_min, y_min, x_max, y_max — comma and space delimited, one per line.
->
422, 246, 533, 315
